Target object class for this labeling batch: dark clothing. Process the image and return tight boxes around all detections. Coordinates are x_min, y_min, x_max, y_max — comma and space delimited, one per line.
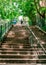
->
21, 20, 23, 24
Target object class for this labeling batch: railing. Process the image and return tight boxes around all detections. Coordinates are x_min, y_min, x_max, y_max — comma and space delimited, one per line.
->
0, 21, 12, 41
25, 26, 46, 54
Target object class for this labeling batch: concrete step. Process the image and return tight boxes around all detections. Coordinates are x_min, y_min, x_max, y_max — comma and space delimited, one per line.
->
0, 58, 46, 63
0, 50, 44, 53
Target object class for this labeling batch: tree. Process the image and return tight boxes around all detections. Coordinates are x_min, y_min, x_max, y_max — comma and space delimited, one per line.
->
34, 0, 46, 18
0, 0, 46, 22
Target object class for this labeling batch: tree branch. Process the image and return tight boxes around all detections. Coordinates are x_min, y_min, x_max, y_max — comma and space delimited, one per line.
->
34, 0, 45, 19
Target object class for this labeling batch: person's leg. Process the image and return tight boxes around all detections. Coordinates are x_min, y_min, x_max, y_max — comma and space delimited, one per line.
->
21, 20, 23, 24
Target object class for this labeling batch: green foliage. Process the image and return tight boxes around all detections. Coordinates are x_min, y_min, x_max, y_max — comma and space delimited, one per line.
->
0, 0, 46, 22
42, 25, 46, 31
40, 7, 46, 13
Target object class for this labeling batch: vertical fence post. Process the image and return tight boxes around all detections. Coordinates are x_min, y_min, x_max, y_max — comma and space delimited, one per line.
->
1, 25, 2, 36
5, 23, 6, 33
0, 25, 2, 41
0, 25, 1, 38
8, 22, 9, 30
7, 22, 8, 32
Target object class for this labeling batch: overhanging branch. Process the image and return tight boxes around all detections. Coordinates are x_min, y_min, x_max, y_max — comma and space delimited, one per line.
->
34, 0, 45, 19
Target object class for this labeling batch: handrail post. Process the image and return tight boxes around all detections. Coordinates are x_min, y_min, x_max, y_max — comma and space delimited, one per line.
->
0, 25, 2, 41
0, 25, 1, 39
5, 23, 6, 33
29, 35, 34, 46
1, 25, 2, 37
8, 22, 9, 30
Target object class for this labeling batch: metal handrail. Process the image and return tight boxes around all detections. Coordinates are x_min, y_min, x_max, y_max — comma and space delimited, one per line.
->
26, 26, 46, 54
35, 25, 46, 34
0, 21, 12, 41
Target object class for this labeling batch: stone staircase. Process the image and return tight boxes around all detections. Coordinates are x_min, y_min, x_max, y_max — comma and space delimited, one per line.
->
0, 25, 46, 64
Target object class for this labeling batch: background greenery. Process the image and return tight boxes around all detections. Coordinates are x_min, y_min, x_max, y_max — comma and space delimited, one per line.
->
0, 0, 46, 26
